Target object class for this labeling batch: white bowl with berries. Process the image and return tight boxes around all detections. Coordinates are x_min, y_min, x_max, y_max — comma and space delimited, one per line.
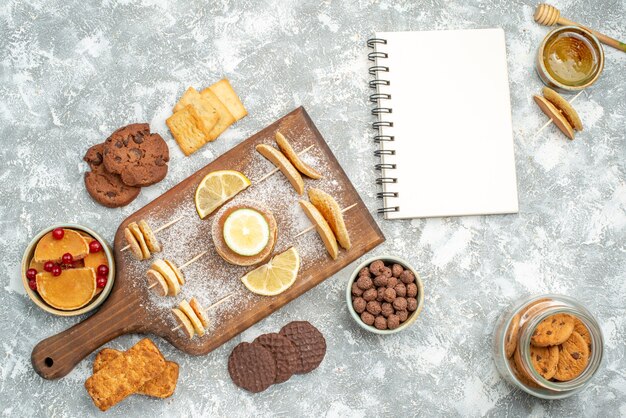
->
21, 224, 115, 316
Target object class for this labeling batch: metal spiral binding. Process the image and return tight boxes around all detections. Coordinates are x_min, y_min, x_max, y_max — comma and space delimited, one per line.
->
368, 37, 399, 215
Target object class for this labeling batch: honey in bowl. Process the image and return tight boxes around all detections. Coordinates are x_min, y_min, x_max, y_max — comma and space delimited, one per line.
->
543, 32, 598, 86
536, 26, 604, 92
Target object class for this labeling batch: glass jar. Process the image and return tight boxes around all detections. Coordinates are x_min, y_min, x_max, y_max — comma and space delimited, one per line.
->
493, 294, 603, 399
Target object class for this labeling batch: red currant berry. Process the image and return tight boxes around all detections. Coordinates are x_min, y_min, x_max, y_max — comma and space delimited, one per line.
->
97, 264, 109, 276
28, 279, 37, 291
62, 253, 73, 264
43, 261, 55, 272
51, 265, 62, 276
52, 228, 65, 240
26, 268, 38, 280
96, 275, 108, 288
89, 240, 102, 253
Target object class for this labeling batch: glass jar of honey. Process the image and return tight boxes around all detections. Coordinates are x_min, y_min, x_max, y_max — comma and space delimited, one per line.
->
536, 26, 604, 92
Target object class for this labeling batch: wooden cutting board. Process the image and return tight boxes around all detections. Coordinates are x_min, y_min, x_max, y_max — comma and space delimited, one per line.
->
32, 107, 385, 379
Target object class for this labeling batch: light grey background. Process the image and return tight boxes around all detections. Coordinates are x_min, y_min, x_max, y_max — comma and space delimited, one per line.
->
1, 0, 624, 416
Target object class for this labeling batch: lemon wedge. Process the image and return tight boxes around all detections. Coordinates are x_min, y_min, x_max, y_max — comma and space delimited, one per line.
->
241, 248, 300, 296
195, 170, 251, 219
223, 208, 270, 256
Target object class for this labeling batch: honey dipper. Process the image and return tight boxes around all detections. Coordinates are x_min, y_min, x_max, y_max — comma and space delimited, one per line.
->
534, 3, 626, 52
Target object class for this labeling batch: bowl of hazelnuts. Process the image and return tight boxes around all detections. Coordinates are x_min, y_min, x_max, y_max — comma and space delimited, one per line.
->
347, 256, 424, 334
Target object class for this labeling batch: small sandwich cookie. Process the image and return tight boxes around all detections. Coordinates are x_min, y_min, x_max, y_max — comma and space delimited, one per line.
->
138, 220, 161, 253
124, 228, 144, 260
164, 259, 185, 285
171, 308, 194, 339
128, 222, 151, 260
150, 259, 181, 296
189, 297, 210, 329
146, 269, 169, 297
178, 300, 205, 337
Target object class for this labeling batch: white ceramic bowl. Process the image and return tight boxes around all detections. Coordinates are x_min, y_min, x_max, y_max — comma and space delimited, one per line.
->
21, 223, 115, 316
346, 255, 424, 334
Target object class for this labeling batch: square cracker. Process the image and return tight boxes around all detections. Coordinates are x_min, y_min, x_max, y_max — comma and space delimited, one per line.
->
200, 87, 236, 140
85, 339, 166, 411
205, 79, 247, 121
166, 105, 208, 156
172, 87, 220, 136
94, 348, 179, 399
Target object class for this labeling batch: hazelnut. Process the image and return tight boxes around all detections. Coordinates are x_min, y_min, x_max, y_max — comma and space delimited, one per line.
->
351, 282, 364, 297
393, 297, 407, 311
362, 288, 377, 302
406, 283, 418, 298
397, 310, 408, 322
394, 283, 407, 298
373, 275, 389, 287
407, 297, 418, 312
386, 277, 398, 288
366, 300, 382, 316
353, 297, 366, 313
383, 288, 396, 303
361, 311, 375, 326
369, 260, 386, 276
400, 270, 415, 284
376, 287, 385, 302
387, 314, 400, 329
392, 264, 404, 278
381, 302, 394, 318
356, 275, 373, 290
359, 267, 371, 277
374, 315, 387, 330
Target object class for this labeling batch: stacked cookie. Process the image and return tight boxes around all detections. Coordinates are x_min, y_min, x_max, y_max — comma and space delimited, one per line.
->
84, 123, 169, 207
147, 258, 185, 296
124, 220, 162, 261
534, 87, 583, 140
507, 311, 592, 385
85, 339, 179, 411
171, 297, 209, 339
167, 80, 247, 156
228, 321, 326, 393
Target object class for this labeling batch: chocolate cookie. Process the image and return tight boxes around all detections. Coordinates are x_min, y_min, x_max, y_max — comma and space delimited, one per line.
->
254, 333, 300, 384
279, 321, 326, 374
84, 143, 140, 208
530, 344, 559, 380
531, 313, 575, 347
573, 317, 592, 352
554, 331, 590, 381
228, 342, 276, 393
103, 123, 169, 187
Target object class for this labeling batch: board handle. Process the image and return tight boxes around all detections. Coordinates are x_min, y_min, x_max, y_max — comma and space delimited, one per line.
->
31, 298, 146, 379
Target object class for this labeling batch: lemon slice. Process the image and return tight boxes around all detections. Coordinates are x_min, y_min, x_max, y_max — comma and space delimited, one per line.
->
195, 170, 251, 219
223, 208, 270, 256
241, 248, 300, 296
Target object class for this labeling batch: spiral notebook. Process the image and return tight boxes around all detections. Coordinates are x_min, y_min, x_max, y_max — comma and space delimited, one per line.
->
368, 28, 519, 219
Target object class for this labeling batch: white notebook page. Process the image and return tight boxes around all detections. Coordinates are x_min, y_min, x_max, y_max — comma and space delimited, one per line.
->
374, 28, 519, 219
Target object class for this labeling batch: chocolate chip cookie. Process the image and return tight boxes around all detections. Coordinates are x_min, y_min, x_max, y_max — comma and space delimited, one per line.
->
531, 313, 575, 347
530, 344, 559, 380
84, 143, 140, 208
554, 331, 590, 381
103, 123, 169, 187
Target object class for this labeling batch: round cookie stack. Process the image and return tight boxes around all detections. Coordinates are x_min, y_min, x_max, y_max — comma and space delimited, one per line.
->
351, 260, 419, 330
228, 321, 325, 393
84, 123, 169, 208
